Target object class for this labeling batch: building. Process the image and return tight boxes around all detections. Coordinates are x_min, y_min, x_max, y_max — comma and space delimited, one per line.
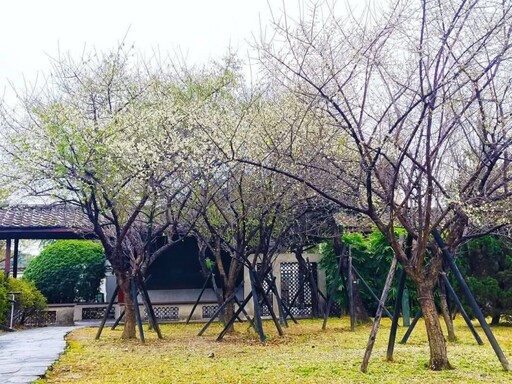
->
0, 204, 326, 324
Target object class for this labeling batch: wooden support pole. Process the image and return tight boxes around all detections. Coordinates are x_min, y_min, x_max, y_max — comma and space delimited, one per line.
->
233, 295, 257, 332
386, 268, 406, 361
210, 272, 225, 324
433, 229, 511, 371
440, 272, 483, 345
317, 287, 329, 304
96, 285, 119, 339
399, 309, 422, 344
198, 292, 238, 336
131, 279, 145, 343
4, 239, 11, 276
361, 256, 397, 373
274, 279, 299, 325
288, 272, 307, 310
12, 239, 19, 279
136, 276, 155, 331
216, 293, 253, 341
347, 248, 355, 331
197, 279, 245, 336
139, 290, 155, 330
111, 309, 125, 330
186, 270, 213, 324
254, 272, 284, 336
402, 288, 410, 326
305, 258, 320, 317
266, 275, 292, 327
322, 243, 346, 330
270, 275, 287, 327
138, 277, 162, 339
249, 269, 266, 342
352, 266, 394, 319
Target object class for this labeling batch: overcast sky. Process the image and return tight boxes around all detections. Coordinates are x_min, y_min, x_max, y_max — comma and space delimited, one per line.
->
0, 0, 287, 103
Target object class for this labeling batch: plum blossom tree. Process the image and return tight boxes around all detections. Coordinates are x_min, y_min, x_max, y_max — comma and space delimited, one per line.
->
241, 0, 512, 371
0, 48, 217, 338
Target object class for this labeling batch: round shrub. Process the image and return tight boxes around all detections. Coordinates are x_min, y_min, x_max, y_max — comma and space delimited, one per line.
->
8, 277, 47, 324
23, 240, 106, 303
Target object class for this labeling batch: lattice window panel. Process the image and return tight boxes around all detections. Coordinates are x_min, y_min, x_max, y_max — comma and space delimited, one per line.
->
280, 262, 318, 318
202, 305, 219, 319
145, 306, 179, 320
82, 306, 114, 320
329, 301, 343, 317
24, 310, 57, 327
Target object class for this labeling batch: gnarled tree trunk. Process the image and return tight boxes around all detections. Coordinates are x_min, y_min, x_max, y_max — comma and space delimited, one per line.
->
117, 272, 136, 339
417, 283, 452, 370
221, 252, 242, 334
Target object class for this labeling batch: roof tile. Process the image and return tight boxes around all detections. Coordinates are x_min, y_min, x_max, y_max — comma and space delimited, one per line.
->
0, 204, 92, 231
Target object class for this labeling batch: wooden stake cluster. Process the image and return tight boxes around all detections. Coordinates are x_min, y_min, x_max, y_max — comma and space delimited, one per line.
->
323, 244, 393, 330
361, 231, 510, 372
198, 265, 294, 341
96, 273, 162, 342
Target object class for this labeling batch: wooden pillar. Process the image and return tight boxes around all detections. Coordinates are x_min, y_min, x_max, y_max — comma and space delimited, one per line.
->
4, 239, 11, 276
13, 239, 19, 278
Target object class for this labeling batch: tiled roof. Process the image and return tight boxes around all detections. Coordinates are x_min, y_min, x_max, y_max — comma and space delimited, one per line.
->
0, 204, 92, 232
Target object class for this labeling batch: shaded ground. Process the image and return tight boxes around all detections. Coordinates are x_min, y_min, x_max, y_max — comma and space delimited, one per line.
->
37, 318, 512, 383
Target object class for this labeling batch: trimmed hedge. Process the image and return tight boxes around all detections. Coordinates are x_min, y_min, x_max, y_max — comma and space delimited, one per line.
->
24, 240, 106, 304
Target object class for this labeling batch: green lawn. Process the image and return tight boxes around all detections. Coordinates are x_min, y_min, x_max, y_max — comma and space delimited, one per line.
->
37, 317, 512, 383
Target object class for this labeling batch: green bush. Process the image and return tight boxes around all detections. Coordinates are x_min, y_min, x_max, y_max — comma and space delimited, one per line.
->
0, 273, 8, 324
455, 236, 512, 324
8, 278, 47, 324
23, 240, 106, 304
319, 228, 418, 316
0, 276, 46, 326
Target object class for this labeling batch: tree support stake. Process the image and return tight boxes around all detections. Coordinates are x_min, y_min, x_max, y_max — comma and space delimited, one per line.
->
131, 279, 145, 343
440, 272, 483, 345
96, 285, 119, 340
386, 268, 406, 361
433, 229, 511, 371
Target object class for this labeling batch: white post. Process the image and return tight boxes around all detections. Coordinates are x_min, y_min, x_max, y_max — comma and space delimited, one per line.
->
9, 293, 15, 329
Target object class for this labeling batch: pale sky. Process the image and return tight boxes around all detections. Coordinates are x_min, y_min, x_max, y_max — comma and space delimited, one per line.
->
0, 0, 285, 104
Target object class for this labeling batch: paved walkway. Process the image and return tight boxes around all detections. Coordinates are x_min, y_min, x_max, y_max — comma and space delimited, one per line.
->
0, 326, 77, 384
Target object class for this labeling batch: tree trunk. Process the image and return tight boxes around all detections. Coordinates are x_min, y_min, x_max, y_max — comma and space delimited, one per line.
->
222, 255, 241, 334
332, 237, 370, 323
117, 273, 136, 339
417, 284, 452, 370
223, 282, 236, 333
294, 250, 320, 317
342, 255, 370, 323
438, 279, 456, 342
211, 274, 226, 324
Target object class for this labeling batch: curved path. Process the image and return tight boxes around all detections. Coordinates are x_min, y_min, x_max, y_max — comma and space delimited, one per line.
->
0, 326, 76, 384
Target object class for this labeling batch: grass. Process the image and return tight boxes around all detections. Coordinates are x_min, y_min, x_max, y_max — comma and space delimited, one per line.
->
36, 317, 512, 383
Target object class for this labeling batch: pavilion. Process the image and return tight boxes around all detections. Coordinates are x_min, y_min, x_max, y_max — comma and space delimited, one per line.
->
0, 204, 324, 322
0, 204, 94, 277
